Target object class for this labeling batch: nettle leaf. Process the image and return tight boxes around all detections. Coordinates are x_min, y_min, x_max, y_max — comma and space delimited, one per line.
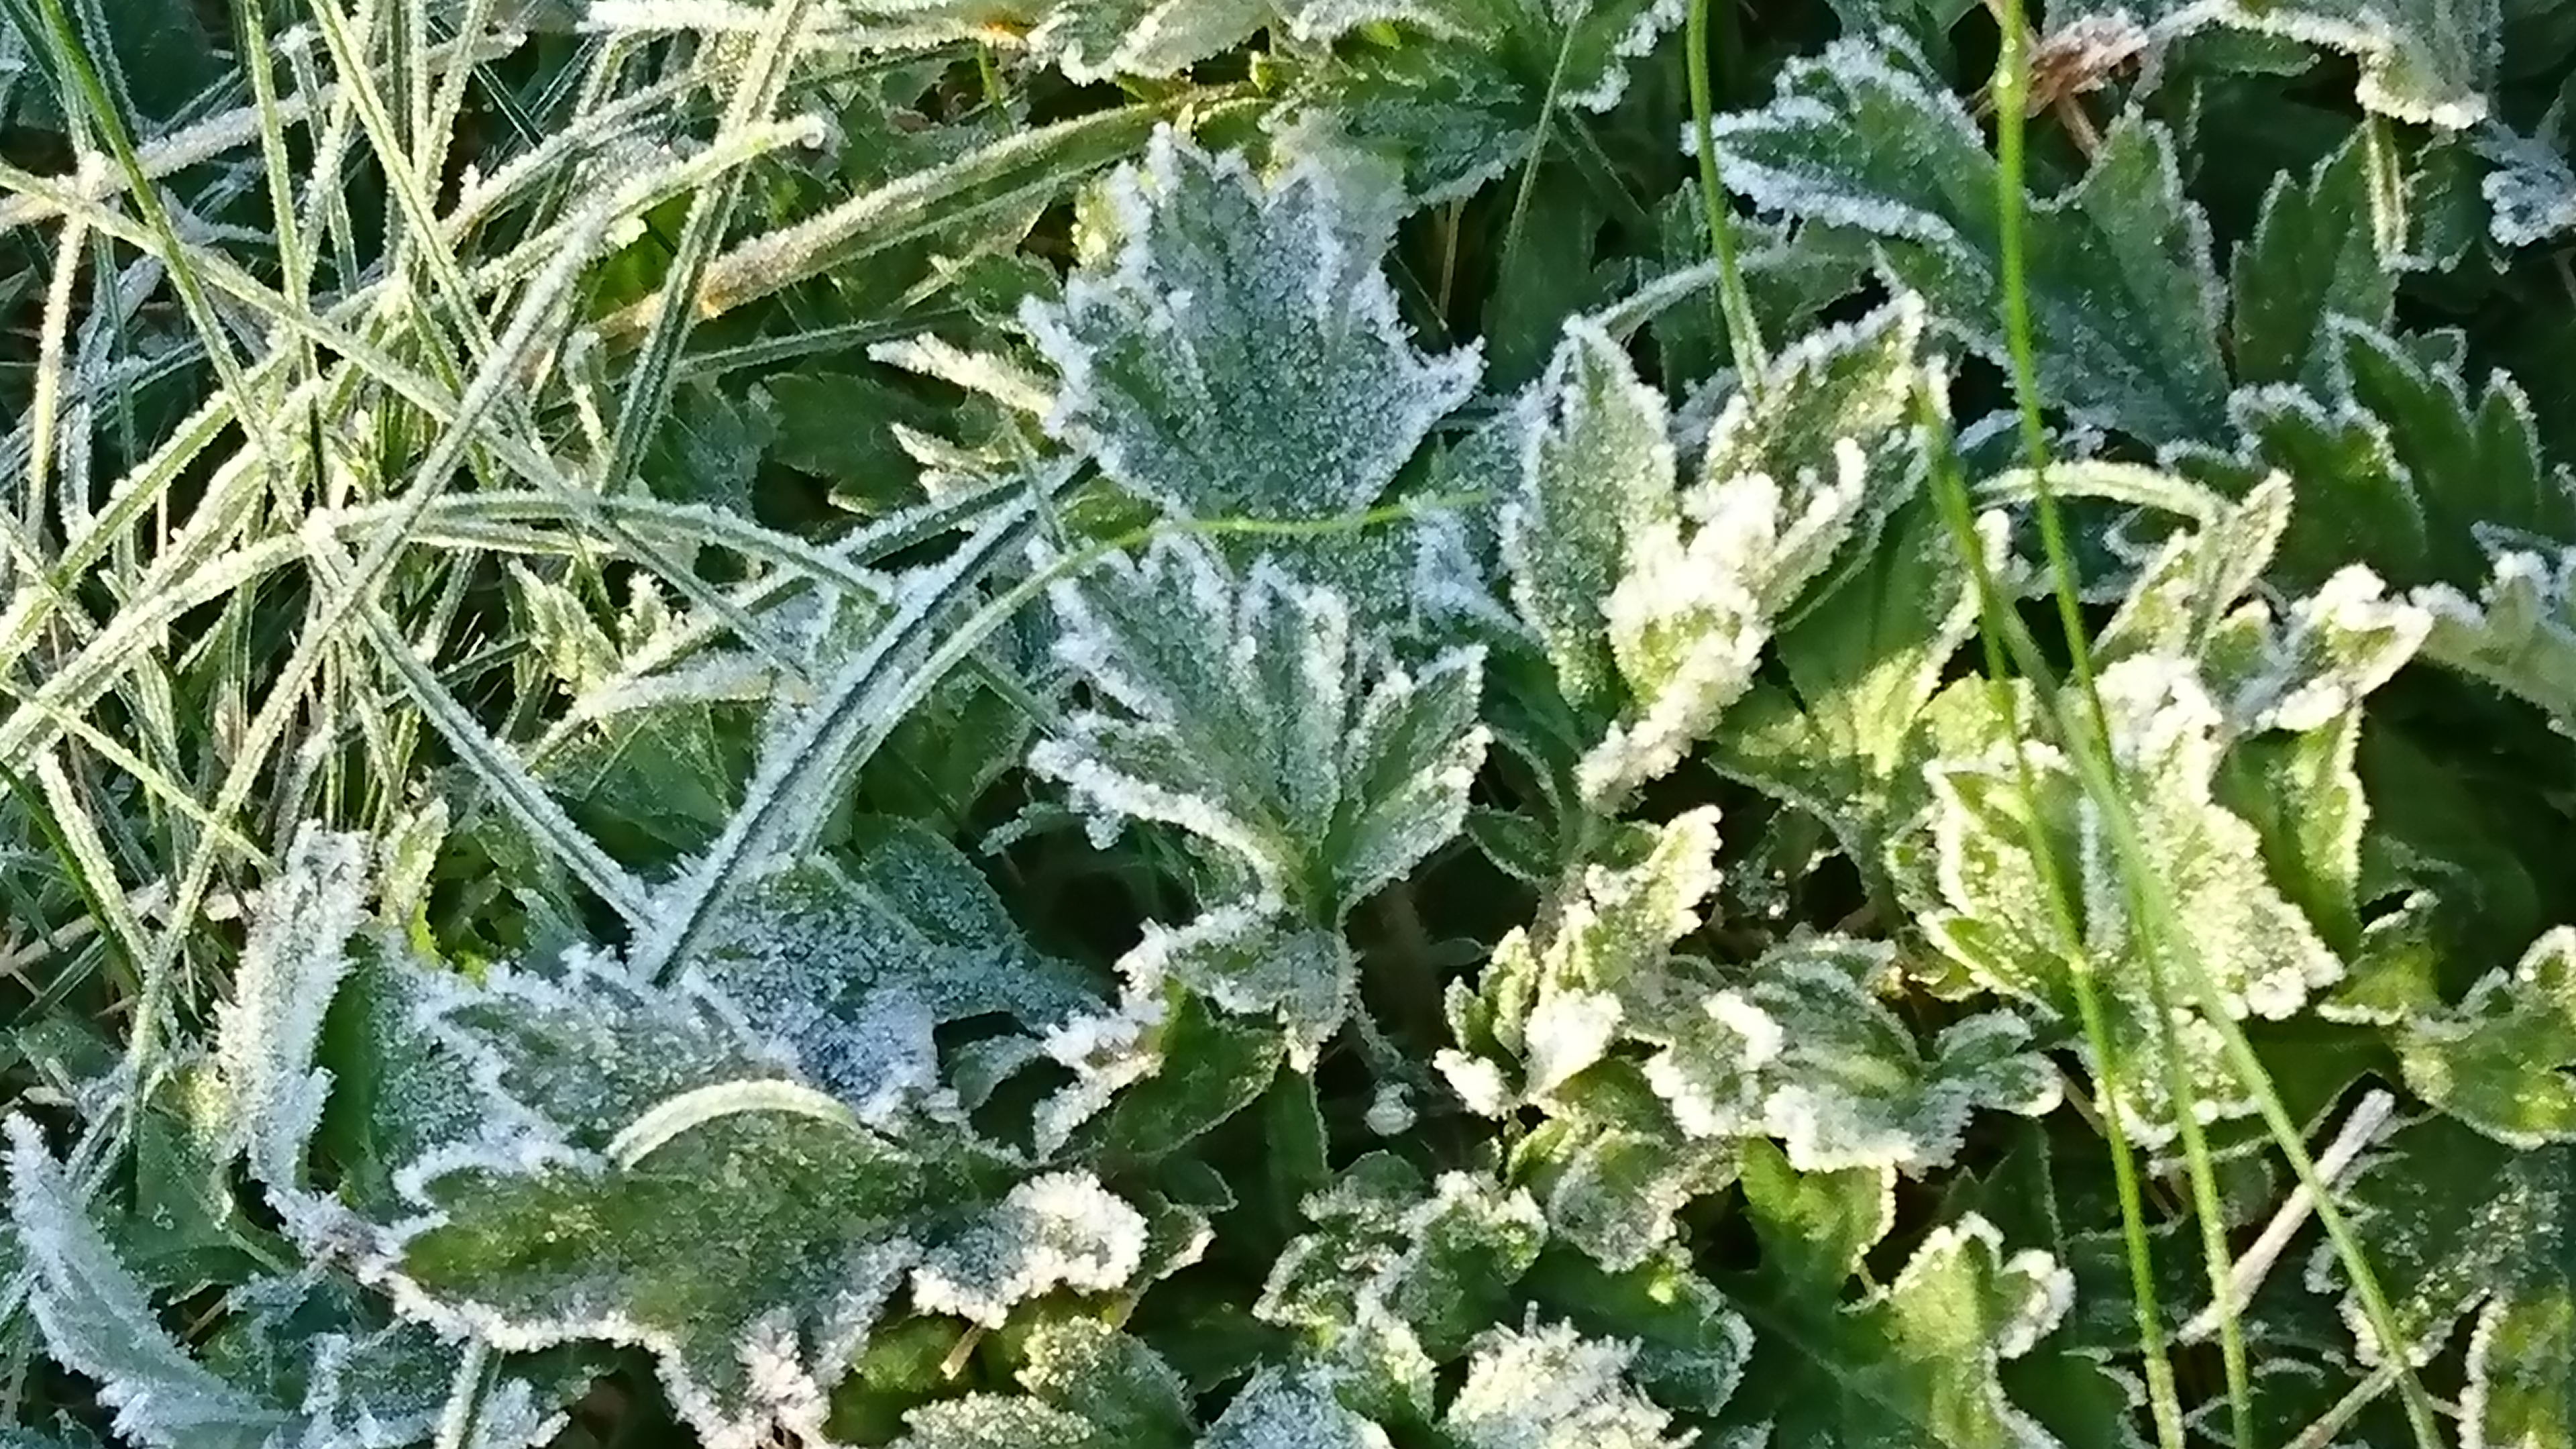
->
1923, 657, 2346, 1145
2320, 1114, 2571, 1439
2415, 542, 2576, 730
1442, 1316, 1688, 1449
1024, 127, 1479, 526
2229, 129, 2400, 393
1644, 938, 2062, 1173
2388, 928, 2576, 1146
1706, 34, 2229, 443
1504, 297, 1931, 805
2206, 0, 2500, 127
4, 1118, 291, 1449
1740, 1203, 2077, 1449
214, 827, 370, 1191
1032, 533, 1488, 926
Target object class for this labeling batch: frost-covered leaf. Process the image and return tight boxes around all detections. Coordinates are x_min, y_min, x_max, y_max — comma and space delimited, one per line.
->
1644, 938, 2061, 1173
680, 820, 1097, 1122
364, 939, 1147, 1449
2230, 130, 2400, 392
1032, 535, 1487, 918
1520, 1249, 1756, 1419
2479, 119, 2576, 247
1737, 1205, 2076, 1449
1280, 0, 1693, 202
1707, 36, 2229, 442
912, 1173, 1151, 1328
1438, 808, 1723, 1114
1503, 319, 1682, 714
1261, 1161, 1548, 1361
1201, 1366, 1394, 1449
4, 1117, 290, 1449
1025, 128, 1479, 523
1031, 0, 1455, 84
2388, 928, 2576, 1145
2191, 320, 2576, 592
2415, 542, 2576, 731
1738, 1138, 1898, 1299
2321, 1114, 2571, 1434
1708, 506, 1993, 877
1442, 1316, 1686, 1449
1008, 1317, 1197, 1446
896, 1396, 1112, 1449
2206, 0, 2500, 126
1511, 1067, 1741, 1271
1923, 657, 2345, 1144
1503, 298, 1931, 804
215, 827, 370, 1191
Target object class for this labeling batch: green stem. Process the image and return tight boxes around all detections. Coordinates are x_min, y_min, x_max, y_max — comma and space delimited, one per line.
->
1686, 0, 1766, 385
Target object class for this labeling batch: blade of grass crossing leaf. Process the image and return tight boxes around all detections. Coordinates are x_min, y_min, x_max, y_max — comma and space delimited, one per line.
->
601, 0, 820, 495
1915, 386, 2191, 1449
1686, 0, 1765, 384
1501, 3, 1582, 274
1926, 409, 2449, 1442
1983, 11, 2267, 1442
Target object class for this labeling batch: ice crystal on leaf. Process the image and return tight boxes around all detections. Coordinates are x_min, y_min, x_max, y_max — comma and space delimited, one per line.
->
1260, 1161, 1548, 1363
1704, 36, 2229, 443
2322, 1114, 2573, 1443
1024, 128, 1479, 527
1924, 655, 2347, 1145
213, 827, 370, 1191
1442, 1317, 1686, 1449
911, 1173, 1151, 1328
1644, 939, 2061, 1173
1503, 297, 1931, 806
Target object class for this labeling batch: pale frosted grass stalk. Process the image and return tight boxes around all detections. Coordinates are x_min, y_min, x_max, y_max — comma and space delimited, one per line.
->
25, 215, 86, 543
32, 754, 151, 1022
422, 0, 500, 205
115, 205, 620, 1063
235, 0, 318, 390
601, 0, 822, 494
0, 117, 823, 741
0, 678, 264, 862
0, 32, 506, 229
2182, 1089, 2395, 1344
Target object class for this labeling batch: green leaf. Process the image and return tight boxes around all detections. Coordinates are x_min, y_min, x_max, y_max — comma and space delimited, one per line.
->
1032, 535, 1487, 923
1737, 1201, 2076, 1449
1097, 990, 1285, 1162
2229, 129, 2400, 392
1521, 1249, 1755, 1419
1707, 504, 1987, 880
1645, 938, 2061, 1173
1026, 127, 1479, 524
1709, 36, 2229, 442
2390, 928, 2576, 1146
2325, 1114, 2571, 1434
1009, 1318, 1197, 1448
1923, 655, 2345, 1146
1737, 1138, 1897, 1299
